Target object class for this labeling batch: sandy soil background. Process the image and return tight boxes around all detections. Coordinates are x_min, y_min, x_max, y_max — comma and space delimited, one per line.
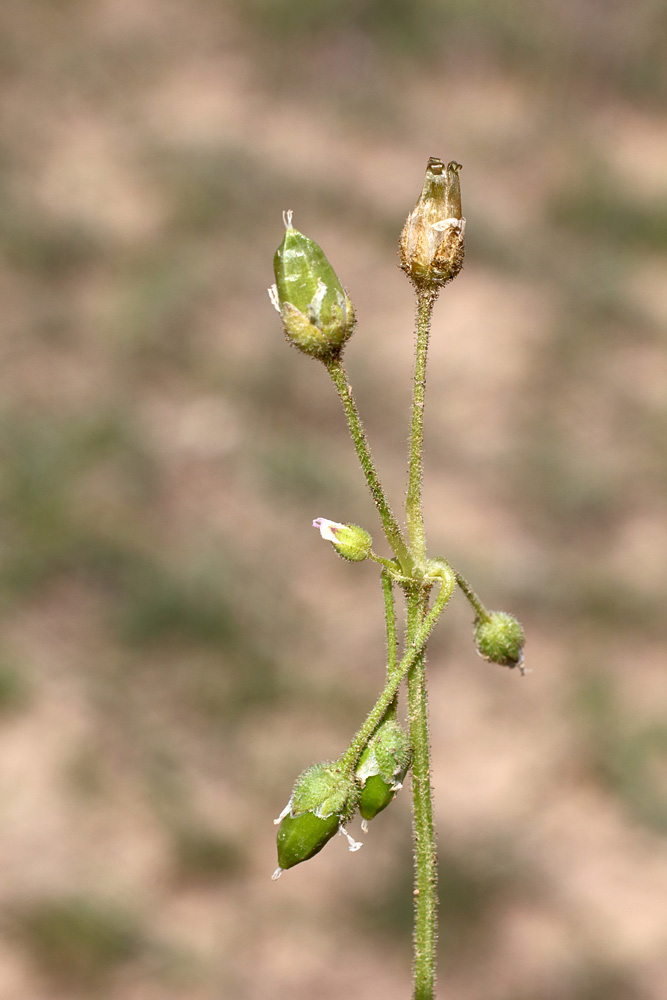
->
0, 1, 666, 998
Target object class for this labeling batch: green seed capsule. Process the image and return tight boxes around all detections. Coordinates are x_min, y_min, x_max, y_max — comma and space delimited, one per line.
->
273, 761, 361, 876
474, 611, 525, 669
269, 212, 355, 362
276, 811, 340, 871
356, 719, 411, 822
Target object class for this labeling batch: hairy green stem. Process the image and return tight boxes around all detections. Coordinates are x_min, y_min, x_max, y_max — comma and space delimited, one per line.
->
407, 589, 437, 1000
371, 553, 401, 574
326, 359, 413, 575
339, 574, 454, 772
381, 569, 398, 680
455, 571, 490, 621
406, 289, 438, 568
381, 569, 399, 719
405, 287, 440, 997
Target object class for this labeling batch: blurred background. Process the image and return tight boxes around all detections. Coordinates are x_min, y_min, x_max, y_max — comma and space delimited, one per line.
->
1, 1, 666, 998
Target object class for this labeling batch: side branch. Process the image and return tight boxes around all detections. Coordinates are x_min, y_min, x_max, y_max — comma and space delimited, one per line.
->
339, 571, 454, 772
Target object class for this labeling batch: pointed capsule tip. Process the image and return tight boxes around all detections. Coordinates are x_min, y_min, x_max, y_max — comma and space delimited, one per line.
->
426, 156, 445, 174
282, 209, 294, 230
271, 867, 283, 880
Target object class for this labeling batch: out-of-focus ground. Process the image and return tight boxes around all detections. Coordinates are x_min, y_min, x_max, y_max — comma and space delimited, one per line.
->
0, 1, 666, 998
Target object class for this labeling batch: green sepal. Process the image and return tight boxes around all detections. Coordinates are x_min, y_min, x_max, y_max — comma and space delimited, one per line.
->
313, 519, 372, 561
331, 523, 372, 561
290, 761, 358, 818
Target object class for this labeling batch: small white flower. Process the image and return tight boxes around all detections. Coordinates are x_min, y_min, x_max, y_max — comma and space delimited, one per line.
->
312, 517, 345, 543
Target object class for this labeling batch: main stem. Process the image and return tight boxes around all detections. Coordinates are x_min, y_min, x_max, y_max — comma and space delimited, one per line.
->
326, 359, 414, 575
407, 589, 437, 1000
381, 571, 399, 717
405, 285, 439, 998
406, 289, 437, 568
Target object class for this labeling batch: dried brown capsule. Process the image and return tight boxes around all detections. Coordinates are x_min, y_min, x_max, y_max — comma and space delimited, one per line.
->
399, 158, 465, 291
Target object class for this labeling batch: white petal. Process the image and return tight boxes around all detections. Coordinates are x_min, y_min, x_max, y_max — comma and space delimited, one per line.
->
339, 824, 363, 852
273, 799, 292, 824
313, 517, 344, 543
268, 284, 281, 313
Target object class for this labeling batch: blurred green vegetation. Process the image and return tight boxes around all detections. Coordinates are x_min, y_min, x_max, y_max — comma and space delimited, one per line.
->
0, 657, 31, 713
0, 411, 156, 594
510, 965, 643, 1000
12, 897, 144, 989
551, 172, 667, 252
356, 840, 522, 959
0, 208, 105, 281
574, 671, 667, 834
169, 823, 246, 884
234, 0, 666, 102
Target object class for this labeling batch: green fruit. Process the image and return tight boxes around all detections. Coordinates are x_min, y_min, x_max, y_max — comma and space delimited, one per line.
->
359, 774, 395, 821
356, 720, 411, 822
474, 611, 524, 668
276, 811, 340, 870
271, 213, 355, 361
274, 761, 360, 875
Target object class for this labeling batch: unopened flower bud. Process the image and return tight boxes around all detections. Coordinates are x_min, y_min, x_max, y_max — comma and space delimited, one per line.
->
399, 158, 465, 291
269, 212, 355, 362
474, 611, 525, 669
273, 761, 361, 876
356, 719, 411, 822
313, 518, 372, 562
